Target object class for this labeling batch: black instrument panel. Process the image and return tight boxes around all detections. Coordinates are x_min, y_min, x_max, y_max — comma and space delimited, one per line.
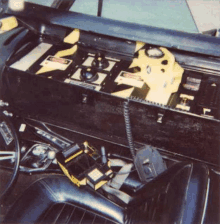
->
6, 35, 220, 120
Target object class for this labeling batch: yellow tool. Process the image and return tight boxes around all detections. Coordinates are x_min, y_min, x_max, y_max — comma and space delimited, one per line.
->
0, 16, 18, 33
129, 47, 184, 104
57, 142, 112, 190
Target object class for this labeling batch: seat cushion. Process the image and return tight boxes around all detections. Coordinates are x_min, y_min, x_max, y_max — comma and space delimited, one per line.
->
4, 175, 124, 224
4, 162, 210, 224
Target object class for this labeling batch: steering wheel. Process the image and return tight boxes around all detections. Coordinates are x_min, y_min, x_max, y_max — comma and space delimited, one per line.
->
0, 111, 20, 200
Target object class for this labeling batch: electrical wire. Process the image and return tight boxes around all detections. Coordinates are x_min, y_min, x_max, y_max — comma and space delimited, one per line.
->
123, 101, 136, 160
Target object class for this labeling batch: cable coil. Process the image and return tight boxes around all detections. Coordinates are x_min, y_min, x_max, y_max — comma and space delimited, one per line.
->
123, 100, 136, 160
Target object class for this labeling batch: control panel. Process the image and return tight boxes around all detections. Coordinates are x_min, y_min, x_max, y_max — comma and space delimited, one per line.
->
9, 28, 220, 119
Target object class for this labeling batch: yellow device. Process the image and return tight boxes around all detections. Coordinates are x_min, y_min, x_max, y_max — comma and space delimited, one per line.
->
57, 142, 113, 190
129, 47, 184, 104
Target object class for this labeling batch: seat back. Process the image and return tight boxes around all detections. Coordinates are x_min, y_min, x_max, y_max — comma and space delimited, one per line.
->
126, 163, 209, 224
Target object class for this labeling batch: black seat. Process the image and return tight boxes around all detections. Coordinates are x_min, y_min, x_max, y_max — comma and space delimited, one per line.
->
3, 162, 210, 224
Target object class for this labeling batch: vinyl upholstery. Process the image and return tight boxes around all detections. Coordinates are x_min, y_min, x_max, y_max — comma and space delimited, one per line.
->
4, 162, 210, 224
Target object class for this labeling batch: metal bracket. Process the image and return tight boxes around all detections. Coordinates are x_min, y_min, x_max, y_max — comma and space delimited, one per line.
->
157, 109, 166, 124
157, 113, 164, 123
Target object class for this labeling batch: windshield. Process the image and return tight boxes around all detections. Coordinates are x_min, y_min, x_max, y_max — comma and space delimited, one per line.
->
70, 0, 198, 33
25, 0, 219, 34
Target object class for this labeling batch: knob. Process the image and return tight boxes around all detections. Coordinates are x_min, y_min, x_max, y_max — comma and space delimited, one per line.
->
92, 53, 109, 69
101, 146, 107, 164
80, 67, 99, 82
48, 150, 56, 160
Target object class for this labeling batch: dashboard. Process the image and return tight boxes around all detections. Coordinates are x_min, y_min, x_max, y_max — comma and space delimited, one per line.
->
8, 28, 220, 120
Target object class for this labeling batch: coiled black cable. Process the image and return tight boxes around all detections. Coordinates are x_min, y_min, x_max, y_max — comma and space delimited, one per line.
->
123, 100, 136, 160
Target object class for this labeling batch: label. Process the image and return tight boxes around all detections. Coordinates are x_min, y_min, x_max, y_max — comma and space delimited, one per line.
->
65, 79, 101, 91
41, 56, 72, 71
115, 71, 144, 88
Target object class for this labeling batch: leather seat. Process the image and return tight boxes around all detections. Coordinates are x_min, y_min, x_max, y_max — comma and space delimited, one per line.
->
4, 162, 210, 224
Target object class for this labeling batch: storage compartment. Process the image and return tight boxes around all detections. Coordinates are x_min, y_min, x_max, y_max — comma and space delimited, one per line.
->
2, 23, 220, 168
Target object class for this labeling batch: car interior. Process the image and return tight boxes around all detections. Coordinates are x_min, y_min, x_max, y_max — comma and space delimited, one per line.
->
0, 1, 220, 223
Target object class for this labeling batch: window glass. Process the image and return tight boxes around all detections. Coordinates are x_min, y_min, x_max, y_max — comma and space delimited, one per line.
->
70, 0, 198, 33
102, 0, 198, 33
24, 0, 199, 33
